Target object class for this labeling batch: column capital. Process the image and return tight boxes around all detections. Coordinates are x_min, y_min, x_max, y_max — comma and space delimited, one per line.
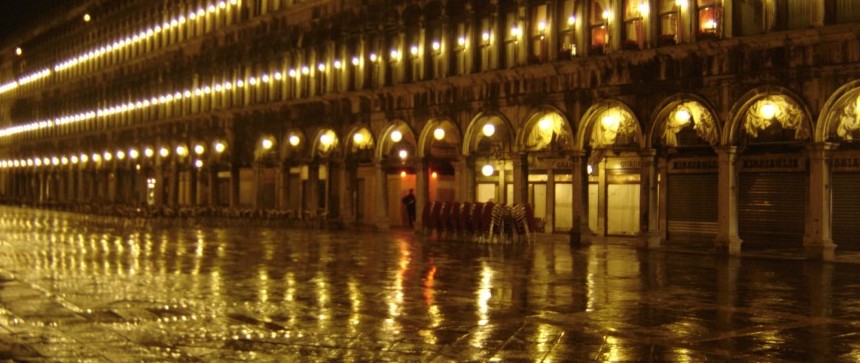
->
638, 148, 657, 158
808, 141, 837, 153
715, 145, 738, 155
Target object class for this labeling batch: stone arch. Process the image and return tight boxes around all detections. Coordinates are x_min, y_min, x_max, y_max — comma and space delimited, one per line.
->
375, 120, 417, 161
816, 80, 860, 143
344, 123, 375, 160
574, 100, 644, 152
724, 86, 813, 146
417, 117, 461, 158
462, 111, 515, 156
309, 127, 340, 159
648, 93, 721, 149
516, 105, 575, 152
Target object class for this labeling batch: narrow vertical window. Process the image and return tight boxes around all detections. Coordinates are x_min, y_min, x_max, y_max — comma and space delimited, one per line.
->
697, 0, 723, 39
623, 0, 648, 49
531, 4, 548, 62
658, 0, 681, 45
559, 0, 578, 58
590, 0, 610, 54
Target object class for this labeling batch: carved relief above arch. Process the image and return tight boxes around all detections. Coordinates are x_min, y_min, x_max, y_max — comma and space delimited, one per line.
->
726, 87, 813, 146
817, 80, 860, 143
517, 106, 575, 153
575, 100, 643, 151
650, 95, 720, 149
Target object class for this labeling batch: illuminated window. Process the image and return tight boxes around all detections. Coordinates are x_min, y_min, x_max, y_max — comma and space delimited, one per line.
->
590, 0, 610, 54
697, 0, 723, 40
530, 4, 548, 62
658, 0, 681, 46
834, 0, 860, 24
623, 0, 647, 50
559, 0, 578, 57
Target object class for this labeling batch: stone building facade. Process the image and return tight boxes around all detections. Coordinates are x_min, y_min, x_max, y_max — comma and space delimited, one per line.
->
1, 0, 859, 260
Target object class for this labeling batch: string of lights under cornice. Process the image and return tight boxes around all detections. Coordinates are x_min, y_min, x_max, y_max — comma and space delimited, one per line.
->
0, 40, 454, 140
0, 0, 241, 97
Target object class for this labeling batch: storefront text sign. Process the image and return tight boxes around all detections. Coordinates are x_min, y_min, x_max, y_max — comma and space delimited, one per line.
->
668, 158, 718, 174
740, 156, 805, 172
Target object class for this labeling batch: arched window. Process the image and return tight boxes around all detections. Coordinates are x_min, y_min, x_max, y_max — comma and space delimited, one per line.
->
697, 0, 723, 40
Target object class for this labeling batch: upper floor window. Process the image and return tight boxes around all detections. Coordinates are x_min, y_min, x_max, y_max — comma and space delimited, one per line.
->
558, 0, 578, 57
658, 0, 681, 46
697, 0, 723, 40
590, 0, 610, 54
734, 0, 774, 36
530, 4, 549, 62
834, 0, 860, 24
623, 0, 648, 50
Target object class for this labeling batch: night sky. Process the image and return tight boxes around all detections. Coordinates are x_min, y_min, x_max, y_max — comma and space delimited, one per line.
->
0, 0, 70, 45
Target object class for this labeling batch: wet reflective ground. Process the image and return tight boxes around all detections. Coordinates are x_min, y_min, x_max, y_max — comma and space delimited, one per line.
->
0, 207, 858, 362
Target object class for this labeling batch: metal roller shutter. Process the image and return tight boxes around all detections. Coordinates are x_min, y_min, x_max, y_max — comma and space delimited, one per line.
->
738, 173, 806, 249
832, 173, 860, 251
667, 174, 718, 245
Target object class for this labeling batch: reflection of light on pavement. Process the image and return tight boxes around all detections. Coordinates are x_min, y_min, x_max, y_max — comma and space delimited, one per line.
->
385, 240, 410, 333
421, 265, 441, 345
348, 278, 362, 331
257, 267, 269, 303
470, 262, 494, 349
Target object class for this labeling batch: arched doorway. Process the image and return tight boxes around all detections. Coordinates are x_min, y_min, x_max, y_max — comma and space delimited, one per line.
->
344, 125, 375, 225
418, 118, 461, 206
651, 96, 721, 248
517, 107, 575, 233
463, 112, 515, 205
817, 81, 860, 251
728, 89, 812, 250
376, 121, 417, 228
576, 101, 644, 237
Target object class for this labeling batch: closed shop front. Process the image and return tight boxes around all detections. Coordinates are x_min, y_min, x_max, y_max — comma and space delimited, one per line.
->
665, 158, 718, 247
831, 153, 860, 251
738, 155, 807, 250
605, 157, 640, 236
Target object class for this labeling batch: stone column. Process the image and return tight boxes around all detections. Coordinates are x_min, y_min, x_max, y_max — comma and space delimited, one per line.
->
169, 163, 180, 207
337, 160, 353, 224
306, 162, 320, 213
570, 151, 592, 247
415, 159, 428, 231
190, 167, 199, 206
155, 165, 166, 206
253, 163, 264, 209
375, 162, 390, 230
513, 153, 528, 205
639, 149, 661, 249
657, 158, 669, 242
715, 146, 742, 255
597, 158, 607, 236
277, 164, 289, 210
804, 142, 836, 261
229, 164, 240, 208
208, 168, 219, 206
107, 169, 118, 203
546, 168, 556, 233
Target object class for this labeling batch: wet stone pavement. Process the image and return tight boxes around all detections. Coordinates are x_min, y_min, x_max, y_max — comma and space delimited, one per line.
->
0, 207, 858, 362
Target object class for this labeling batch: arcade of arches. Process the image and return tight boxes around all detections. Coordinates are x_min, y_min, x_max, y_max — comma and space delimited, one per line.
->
7, 83, 860, 261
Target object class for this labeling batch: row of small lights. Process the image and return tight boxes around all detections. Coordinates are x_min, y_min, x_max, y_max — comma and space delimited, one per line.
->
0, 0, 696, 140
0, 0, 241, 97
0, 42, 490, 139
0, 141, 226, 170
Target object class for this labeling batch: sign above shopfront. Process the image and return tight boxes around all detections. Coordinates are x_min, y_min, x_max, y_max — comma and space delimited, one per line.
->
668, 158, 718, 174
740, 155, 806, 172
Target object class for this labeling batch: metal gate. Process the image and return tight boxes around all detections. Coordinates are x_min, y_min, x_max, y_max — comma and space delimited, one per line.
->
832, 173, 860, 251
738, 173, 806, 249
666, 174, 718, 245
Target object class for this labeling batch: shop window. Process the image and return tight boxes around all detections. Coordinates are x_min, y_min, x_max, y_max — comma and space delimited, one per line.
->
697, 0, 723, 40
658, 0, 680, 46
558, 0, 578, 58
590, 0, 610, 54
834, 0, 860, 23
530, 4, 548, 62
623, 0, 647, 50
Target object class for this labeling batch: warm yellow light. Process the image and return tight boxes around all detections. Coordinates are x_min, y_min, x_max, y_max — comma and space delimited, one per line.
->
129, 149, 139, 159
511, 26, 521, 38
320, 133, 334, 146
390, 130, 403, 142
457, 37, 466, 47
83, 14, 91, 22
481, 164, 494, 177
116, 150, 125, 160
194, 144, 205, 155
537, 21, 547, 32
538, 117, 553, 131
353, 132, 365, 145
334, 60, 342, 69
351, 57, 360, 66
674, 108, 692, 125
261, 138, 274, 150
103, 152, 112, 161
638, 3, 650, 15
390, 49, 400, 60
144, 148, 154, 158
92, 154, 101, 162
317, 63, 326, 72
51, 157, 60, 165
176, 145, 188, 156
568, 16, 577, 26
61, 157, 68, 165
482, 124, 496, 137
431, 171, 438, 178
194, 159, 204, 168
159, 147, 169, 157
369, 53, 378, 62
410, 46, 419, 56
602, 10, 612, 20
71, 155, 79, 164
214, 142, 226, 153
601, 113, 622, 131
587, 165, 594, 175
433, 128, 445, 140
289, 135, 301, 146
759, 102, 779, 120
431, 41, 441, 52
675, 0, 687, 7
398, 149, 408, 159
400, 171, 407, 178
301, 66, 310, 74
15, 47, 22, 56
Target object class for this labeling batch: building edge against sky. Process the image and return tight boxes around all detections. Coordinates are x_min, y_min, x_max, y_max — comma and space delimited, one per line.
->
0, 0, 859, 260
